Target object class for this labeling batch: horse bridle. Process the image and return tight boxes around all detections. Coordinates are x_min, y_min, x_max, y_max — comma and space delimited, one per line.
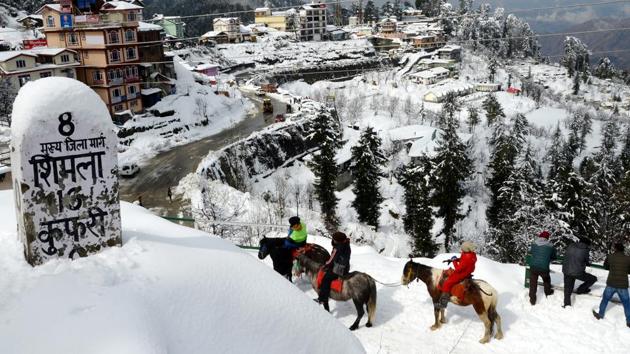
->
404, 262, 420, 286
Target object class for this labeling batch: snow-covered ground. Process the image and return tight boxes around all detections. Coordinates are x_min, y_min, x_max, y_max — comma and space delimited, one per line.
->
117, 60, 253, 166
0, 190, 365, 354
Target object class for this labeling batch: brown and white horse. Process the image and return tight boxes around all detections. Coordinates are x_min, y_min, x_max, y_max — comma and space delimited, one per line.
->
401, 259, 504, 344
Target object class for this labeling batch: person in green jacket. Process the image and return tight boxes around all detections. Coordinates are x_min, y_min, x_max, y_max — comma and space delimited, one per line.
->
529, 230, 557, 305
284, 216, 307, 250
593, 243, 630, 328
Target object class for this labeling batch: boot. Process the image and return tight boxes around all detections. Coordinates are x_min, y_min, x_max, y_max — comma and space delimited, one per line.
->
592, 310, 602, 320
438, 292, 450, 309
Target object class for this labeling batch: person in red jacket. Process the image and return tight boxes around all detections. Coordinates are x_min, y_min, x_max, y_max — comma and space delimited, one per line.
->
438, 241, 477, 309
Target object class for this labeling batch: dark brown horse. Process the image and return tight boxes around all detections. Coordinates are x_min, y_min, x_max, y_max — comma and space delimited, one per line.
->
258, 237, 330, 282
297, 254, 377, 331
401, 259, 504, 343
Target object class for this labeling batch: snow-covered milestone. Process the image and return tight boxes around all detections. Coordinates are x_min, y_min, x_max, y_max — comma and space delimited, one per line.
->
10, 78, 121, 266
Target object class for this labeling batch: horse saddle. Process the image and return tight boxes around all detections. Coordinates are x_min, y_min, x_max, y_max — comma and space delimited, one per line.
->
438, 269, 473, 302
291, 243, 314, 260
316, 269, 344, 293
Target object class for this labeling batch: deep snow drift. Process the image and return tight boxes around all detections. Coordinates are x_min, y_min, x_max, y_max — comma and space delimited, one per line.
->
0, 191, 365, 354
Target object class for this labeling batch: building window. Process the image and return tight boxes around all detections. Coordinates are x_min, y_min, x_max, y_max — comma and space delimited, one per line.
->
125, 29, 135, 42
68, 32, 79, 45
128, 85, 137, 95
108, 31, 119, 44
40, 72, 52, 78
60, 54, 70, 63
129, 100, 138, 108
65, 70, 75, 79
117, 69, 124, 79
127, 12, 137, 22
59, 33, 65, 42
93, 71, 103, 82
113, 88, 122, 97
47, 16, 55, 27
18, 75, 30, 87
110, 49, 121, 62
126, 47, 136, 60
16, 59, 26, 68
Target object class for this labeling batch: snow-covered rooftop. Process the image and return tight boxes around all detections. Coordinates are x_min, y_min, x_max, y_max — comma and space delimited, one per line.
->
101, 1, 143, 11
388, 125, 437, 142
0, 51, 37, 62
410, 67, 450, 79
138, 21, 163, 32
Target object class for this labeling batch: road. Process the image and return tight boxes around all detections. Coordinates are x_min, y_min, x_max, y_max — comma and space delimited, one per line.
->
119, 90, 288, 216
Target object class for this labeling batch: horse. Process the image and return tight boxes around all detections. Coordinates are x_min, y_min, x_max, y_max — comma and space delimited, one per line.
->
401, 259, 504, 344
258, 237, 330, 282
296, 254, 377, 331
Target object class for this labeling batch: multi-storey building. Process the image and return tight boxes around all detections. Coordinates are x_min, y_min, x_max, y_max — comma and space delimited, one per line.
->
0, 48, 80, 92
299, 2, 327, 41
152, 14, 186, 39
137, 21, 176, 108
254, 7, 299, 33
213, 17, 242, 43
37, 1, 144, 116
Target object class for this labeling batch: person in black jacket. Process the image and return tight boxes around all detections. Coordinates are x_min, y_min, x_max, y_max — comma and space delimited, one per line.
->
316, 231, 351, 310
562, 239, 597, 307
593, 243, 630, 327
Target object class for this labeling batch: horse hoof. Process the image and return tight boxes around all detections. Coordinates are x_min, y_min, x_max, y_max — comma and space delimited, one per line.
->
495, 332, 504, 340
430, 325, 440, 331
349, 325, 358, 331
366, 322, 372, 328
440, 318, 448, 324
479, 337, 490, 344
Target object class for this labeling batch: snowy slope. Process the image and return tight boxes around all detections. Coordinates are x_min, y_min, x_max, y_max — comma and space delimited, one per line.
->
255, 236, 630, 354
0, 191, 365, 354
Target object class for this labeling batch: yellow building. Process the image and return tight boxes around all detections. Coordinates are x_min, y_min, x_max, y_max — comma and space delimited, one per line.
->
254, 7, 298, 32
37, 2, 144, 117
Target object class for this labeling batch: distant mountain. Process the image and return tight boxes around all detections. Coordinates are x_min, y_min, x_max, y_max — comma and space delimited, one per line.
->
538, 17, 630, 70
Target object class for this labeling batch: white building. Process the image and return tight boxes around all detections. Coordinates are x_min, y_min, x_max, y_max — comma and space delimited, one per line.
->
423, 83, 474, 103
300, 2, 327, 41
213, 17, 242, 43
474, 82, 501, 92
0, 49, 80, 93
409, 67, 450, 85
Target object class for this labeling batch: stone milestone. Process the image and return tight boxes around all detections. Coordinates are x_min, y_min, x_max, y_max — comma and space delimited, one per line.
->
10, 77, 122, 266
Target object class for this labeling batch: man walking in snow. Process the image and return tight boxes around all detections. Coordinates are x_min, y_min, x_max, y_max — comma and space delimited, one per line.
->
529, 231, 557, 305
562, 239, 597, 307
593, 243, 630, 328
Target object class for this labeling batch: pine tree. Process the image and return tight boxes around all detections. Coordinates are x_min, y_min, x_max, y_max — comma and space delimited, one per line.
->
430, 112, 473, 251
572, 72, 580, 95
466, 106, 480, 133
364, 0, 380, 23
0, 77, 15, 125
482, 94, 505, 126
351, 127, 387, 230
620, 127, 630, 172
400, 157, 436, 257
308, 110, 343, 229
594, 57, 616, 79
610, 171, 630, 246
488, 57, 498, 82
561, 36, 590, 77
438, 92, 461, 128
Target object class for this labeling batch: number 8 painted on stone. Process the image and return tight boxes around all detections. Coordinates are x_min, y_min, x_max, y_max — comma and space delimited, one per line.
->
58, 112, 75, 137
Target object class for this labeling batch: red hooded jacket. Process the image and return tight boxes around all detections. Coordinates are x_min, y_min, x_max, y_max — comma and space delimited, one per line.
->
441, 251, 477, 292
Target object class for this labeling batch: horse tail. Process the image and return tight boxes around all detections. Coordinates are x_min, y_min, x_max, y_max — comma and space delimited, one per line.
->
367, 276, 377, 326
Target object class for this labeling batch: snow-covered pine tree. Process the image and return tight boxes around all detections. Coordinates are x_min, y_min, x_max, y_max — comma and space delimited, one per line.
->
466, 106, 480, 133
308, 111, 343, 229
351, 127, 387, 230
364, 1, 380, 22
487, 145, 546, 263
488, 57, 498, 82
0, 77, 16, 125
561, 36, 590, 77
610, 171, 630, 247
482, 94, 505, 126
399, 156, 436, 257
547, 124, 571, 180
438, 92, 461, 128
620, 126, 630, 172
572, 72, 580, 95
430, 110, 473, 252
594, 57, 616, 79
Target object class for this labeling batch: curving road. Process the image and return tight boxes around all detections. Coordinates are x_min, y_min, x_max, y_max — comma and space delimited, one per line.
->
119, 90, 288, 216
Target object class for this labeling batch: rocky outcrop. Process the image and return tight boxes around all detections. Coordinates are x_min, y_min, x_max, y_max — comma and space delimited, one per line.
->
198, 101, 335, 191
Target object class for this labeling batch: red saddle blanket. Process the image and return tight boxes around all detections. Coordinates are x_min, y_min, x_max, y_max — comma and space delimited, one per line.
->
438, 269, 469, 302
291, 243, 314, 260
317, 269, 343, 293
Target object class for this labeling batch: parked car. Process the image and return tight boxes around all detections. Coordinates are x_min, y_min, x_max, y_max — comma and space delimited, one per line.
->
120, 163, 140, 177
274, 114, 285, 123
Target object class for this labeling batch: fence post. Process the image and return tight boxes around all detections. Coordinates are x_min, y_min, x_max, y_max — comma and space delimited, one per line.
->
524, 254, 532, 288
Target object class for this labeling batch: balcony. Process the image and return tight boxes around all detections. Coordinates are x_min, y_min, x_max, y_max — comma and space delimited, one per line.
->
125, 76, 140, 83
111, 95, 128, 104
109, 77, 124, 86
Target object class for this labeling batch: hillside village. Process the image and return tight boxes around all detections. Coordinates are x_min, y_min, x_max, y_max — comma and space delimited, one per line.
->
1, 1, 630, 353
